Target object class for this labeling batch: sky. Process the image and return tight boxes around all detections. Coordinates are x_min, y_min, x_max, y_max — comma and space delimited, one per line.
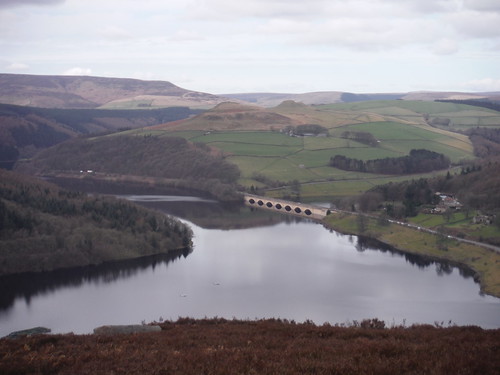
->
0, 0, 499, 94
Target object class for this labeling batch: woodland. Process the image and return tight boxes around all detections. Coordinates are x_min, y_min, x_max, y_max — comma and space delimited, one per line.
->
17, 135, 241, 201
0, 169, 192, 275
330, 149, 451, 175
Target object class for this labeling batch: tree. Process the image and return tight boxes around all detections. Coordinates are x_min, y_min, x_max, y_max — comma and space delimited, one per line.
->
436, 226, 449, 251
356, 214, 367, 233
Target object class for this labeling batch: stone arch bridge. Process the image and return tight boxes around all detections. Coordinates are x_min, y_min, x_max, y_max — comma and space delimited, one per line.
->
244, 194, 329, 220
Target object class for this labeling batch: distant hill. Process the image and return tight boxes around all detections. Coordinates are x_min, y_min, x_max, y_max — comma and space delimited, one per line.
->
0, 74, 229, 109
2, 73, 497, 110
153, 101, 300, 132
223, 91, 497, 107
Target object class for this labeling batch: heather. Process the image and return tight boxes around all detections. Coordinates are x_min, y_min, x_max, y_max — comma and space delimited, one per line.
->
1, 318, 498, 375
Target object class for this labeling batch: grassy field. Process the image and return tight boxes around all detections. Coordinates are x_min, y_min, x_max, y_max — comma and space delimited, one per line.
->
127, 100, 500, 198
173, 128, 472, 191
320, 100, 500, 131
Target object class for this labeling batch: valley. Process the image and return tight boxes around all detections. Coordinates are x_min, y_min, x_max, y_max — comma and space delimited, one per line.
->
0, 73, 499, 321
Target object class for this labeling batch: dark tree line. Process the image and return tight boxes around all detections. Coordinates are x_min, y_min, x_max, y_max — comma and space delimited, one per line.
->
340, 131, 378, 146
330, 149, 450, 175
356, 178, 438, 218
283, 124, 328, 136
0, 145, 19, 170
357, 158, 500, 220
18, 135, 241, 200
0, 103, 203, 169
0, 103, 201, 135
26, 135, 240, 184
436, 99, 500, 112
466, 128, 500, 157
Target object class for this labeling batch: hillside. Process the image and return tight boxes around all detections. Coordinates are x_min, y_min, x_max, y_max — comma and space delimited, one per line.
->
16, 135, 241, 201
0, 103, 200, 169
0, 169, 192, 275
0, 74, 227, 109
138, 99, 488, 199
152, 101, 299, 132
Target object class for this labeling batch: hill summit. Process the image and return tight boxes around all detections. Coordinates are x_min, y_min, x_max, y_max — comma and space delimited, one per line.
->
0, 74, 226, 109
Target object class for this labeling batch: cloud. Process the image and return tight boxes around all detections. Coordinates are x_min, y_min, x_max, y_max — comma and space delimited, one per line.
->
260, 15, 444, 52
449, 11, 500, 38
432, 39, 459, 55
191, 0, 459, 20
191, 0, 500, 49
63, 67, 92, 76
0, 0, 65, 8
6, 62, 29, 70
98, 26, 133, 40
464, 0, 500, 12
168, 30, 204, 42
463, 78, 500, 92
190, 0, 328, 19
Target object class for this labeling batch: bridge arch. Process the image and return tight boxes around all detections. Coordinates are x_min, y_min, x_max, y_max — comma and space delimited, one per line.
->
244, 194, 328, 219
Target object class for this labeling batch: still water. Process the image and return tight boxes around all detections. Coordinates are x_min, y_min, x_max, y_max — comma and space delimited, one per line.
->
0, 195, 499, 336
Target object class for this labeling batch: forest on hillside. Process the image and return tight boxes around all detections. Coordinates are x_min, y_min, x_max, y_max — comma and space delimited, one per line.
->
466, 128, 500, 157
0, 104, 202, 168
17, 135, 241, 200
0, 169, 192, 275
356, 159, 500, 219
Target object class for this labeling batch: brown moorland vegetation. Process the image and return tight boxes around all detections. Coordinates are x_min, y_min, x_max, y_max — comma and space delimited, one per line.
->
1, 318, 498, 375
0, 74, 220, 109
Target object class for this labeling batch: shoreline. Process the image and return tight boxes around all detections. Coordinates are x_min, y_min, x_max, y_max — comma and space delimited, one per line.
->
322, 212, 500, 298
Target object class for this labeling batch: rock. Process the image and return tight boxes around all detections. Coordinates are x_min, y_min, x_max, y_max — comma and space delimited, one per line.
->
93, 324, 161, 335
6, 327, 51, 339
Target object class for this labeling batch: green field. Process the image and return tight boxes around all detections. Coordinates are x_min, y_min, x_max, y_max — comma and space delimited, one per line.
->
320, 101, 500, 131
160, 128, 474, 196
131, 100, 500, 198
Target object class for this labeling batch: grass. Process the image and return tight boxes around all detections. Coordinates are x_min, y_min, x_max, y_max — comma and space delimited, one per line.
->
149, 100, 498, 197
192, 131, 304, 146
175, 128, 473, 191
320, 100, 500, 132
100, 99, 153, 109
210, 141, 302, 157
319, 100, 494, 115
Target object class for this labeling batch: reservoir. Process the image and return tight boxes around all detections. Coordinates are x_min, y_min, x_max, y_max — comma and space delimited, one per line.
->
0, 195, 499, 336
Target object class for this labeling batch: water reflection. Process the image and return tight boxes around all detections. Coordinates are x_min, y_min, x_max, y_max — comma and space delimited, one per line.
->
0, 248, 192, 313
1, 194, 498, 335
354, 235, 477, 281
121, 194, 301, 229
130, 195, 478, 284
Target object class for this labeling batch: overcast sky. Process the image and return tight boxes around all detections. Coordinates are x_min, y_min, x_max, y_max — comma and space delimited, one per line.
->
1, 0, 499, 94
